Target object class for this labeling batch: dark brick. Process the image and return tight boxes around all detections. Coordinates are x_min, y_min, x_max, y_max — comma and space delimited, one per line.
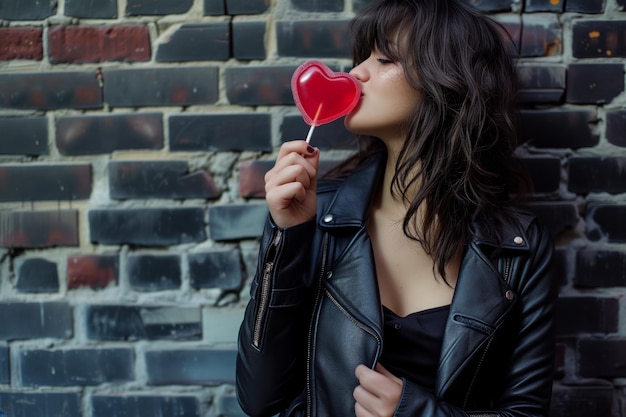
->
156, 23, 230, 62
49, 25, 150, 63
86, 305, 201, 341
462, 0, 512, 12
519, 110, 598, 149
0, 0, 56, 20
56, 113, 163, 155
522, 203, 578, 238
552, 248, 569, 287
281, 114, 356, 149
277, 20, 351, 58
126, 0, 193, 15
170, 114, 272, 152
606, 109, 626, 147
0, 302, 72, 340
145, 349, 236, 385
578, 339, 626, 378
238, 159, 340, 198
0, 164, 91, 202
204, 0, 225, 15
65, 0, 117, 18
519, 157, 561, 194
104, 67, 218, 107
566, 63, 624, 104
290, 0, 343, 12
109, 160, 220, 200
573, 21, 626, 58
19, 348, 134, 386
498, 20, 521, 56
554, 343, 565, 378
0, 117, 48, 155
92, 395, 201, 417
189, 250, 243, 290
555, 297, 619, 336
0, 72, 101, 110
568, 157, 626, 194
17, 258, 59, 293
516, 65, 565, 103
233, 20, 266, 60
127, 254, 181, 291
520, 16, 561, 57
0, 345, 8, 383
67, 254, 118, 290
225, 66, 294, 106
89, 208, 206, 246
0, 393, 81, 417
226, 0, 269, 14
575, 250, 626, 288
524, 0, 563, 12
208, 204, 267, 240
217, 394, 247, 417
586, 204, 626, 243
0, 210, 78, 248
239, 160, 273, 198
0, 27, 43, 60
566, 0, 605, 13
550, 385, 613, 417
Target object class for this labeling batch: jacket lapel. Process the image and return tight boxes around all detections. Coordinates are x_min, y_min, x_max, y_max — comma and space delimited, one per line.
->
436, 242, 516, 397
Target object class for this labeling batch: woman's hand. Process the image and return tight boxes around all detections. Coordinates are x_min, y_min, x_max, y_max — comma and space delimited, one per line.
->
354, 363, 403, 417
264, 140, 319, 229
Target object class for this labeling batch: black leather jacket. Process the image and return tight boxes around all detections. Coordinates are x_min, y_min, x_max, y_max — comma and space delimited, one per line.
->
236, 152, 557, 417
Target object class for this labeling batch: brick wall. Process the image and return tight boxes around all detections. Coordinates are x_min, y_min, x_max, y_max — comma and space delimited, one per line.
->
0, 0, 625, 416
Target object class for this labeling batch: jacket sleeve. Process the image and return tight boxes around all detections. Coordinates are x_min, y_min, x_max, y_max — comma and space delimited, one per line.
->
236, 216, 317, 417
394, 219, 558, 417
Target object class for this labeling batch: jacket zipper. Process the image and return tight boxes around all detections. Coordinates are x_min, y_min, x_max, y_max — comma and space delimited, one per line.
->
306, 232, 330, 417
252, 229, 283, 349
325, 289, 382, 347
462, 257, 512, 411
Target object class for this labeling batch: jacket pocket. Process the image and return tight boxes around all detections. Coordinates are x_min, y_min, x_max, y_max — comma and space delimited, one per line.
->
452, 314, 495, 335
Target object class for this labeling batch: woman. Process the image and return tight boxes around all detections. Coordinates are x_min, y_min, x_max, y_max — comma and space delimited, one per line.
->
236, 0, 557, 416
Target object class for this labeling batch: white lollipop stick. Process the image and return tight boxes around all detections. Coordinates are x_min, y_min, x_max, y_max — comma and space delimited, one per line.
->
305, 103, 323, 144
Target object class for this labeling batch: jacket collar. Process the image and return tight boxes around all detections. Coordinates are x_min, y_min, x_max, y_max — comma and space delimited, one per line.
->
318, 150, 532, 253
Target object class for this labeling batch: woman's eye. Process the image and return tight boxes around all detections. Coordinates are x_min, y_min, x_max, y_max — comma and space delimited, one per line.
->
377, 58, 394, 64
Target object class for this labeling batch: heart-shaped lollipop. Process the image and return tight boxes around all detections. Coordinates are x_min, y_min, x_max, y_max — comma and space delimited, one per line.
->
291, 60, 361, 143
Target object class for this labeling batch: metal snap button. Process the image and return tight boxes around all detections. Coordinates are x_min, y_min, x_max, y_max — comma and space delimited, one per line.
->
323, 214, 334, 223
505, 290, 515, 300
513, 236, 523, 245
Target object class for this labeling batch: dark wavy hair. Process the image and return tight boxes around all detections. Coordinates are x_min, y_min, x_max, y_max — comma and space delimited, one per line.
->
332, 0, 529, 283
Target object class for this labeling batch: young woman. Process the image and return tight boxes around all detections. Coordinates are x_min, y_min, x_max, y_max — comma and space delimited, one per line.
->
236, 0, 558, 416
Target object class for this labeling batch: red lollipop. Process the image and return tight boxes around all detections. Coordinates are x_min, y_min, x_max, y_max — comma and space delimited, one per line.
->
291, 60, 361, 143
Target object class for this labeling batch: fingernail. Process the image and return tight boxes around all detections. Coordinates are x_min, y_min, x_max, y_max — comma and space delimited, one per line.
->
307, 145, 315, 154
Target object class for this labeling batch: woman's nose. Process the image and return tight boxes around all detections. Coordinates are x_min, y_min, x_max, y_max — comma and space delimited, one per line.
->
349, 63, 367, 82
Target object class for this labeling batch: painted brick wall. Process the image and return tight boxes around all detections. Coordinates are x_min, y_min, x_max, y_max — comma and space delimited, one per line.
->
0, 0, 625, 416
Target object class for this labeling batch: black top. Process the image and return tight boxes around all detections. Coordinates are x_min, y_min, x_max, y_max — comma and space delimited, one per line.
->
379, 304, 450, 393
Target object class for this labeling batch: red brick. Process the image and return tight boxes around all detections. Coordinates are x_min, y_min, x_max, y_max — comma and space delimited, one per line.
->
239, 160, 273, 198
0, 211, 78, 248
0, 28, 43, 61
49, 25, 150, 64
67, 254, 118, 290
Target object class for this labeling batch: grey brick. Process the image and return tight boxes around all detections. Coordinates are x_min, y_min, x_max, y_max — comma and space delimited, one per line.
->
0, 210, 79, 249
276, 20, 351, 58
517, 65, 565, 103
566, 0, 605, 13
566, 64, 625, 104
170, 114, 272, 152
103, 67, 219, 107
568, 157, 626, 194
145, 349, 236, 385
92, 395, 201, 417
126, 0, 193, 15
0, 303, 72, 340
65, 0, 117, 18
0, 0, 56, 20
86, 305, 201, 341
586, 204, 626, 243
0, 345, 7, 384
89, 208, 206, 246
290, 0, 343, 12
17, 258, 59, 293
226, 0, 269, 14
0, 164, 91, 202
127, 254, 182, 291
189, 250, 243, 290
204, 0, 226, 15
233, 21, 266, 60
156, 23, 230, 62
19, 348, 134, 386
0, 117, 49, 155
208, 204, 267, 240
216, 394, 248, 417
225, 66, 295, 106
524, 0, 563, 12
281, 115, 356, 150
0, 393, 81, 417
519, 110, 599, 149
576, 250, 626, 288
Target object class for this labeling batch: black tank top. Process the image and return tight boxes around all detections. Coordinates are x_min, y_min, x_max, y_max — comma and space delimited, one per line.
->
379, 304, 450, 393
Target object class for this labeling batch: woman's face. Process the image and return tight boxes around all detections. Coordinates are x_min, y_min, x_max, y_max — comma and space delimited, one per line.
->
344, 47, 420, 142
